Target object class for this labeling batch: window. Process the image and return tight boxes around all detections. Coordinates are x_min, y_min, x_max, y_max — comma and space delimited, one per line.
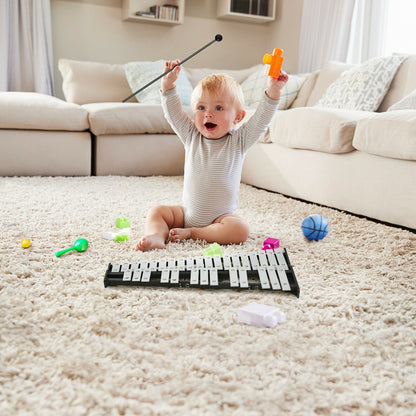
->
384, 0, 416, 55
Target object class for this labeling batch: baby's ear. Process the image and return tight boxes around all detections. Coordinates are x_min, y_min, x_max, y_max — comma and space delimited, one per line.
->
234, 109, 246, 124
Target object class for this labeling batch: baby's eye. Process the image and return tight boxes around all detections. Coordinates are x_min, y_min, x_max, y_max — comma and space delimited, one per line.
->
197, 105, 205, 111
216, 106, 223, 111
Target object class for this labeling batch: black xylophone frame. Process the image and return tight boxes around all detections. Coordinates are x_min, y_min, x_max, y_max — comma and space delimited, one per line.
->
103, 248, 300, 297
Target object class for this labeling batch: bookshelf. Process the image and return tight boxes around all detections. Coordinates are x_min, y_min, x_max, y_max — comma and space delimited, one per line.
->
217, 0, 276, 24
122, 0, 184, 25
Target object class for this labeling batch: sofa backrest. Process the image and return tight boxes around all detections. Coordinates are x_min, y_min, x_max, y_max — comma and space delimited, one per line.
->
58, 59, 260, 105
290, 61, 354, 108
291, 55, 416, 112
184, 65, 261, 88
59, 56, 415, 111
377, 55, 416, 111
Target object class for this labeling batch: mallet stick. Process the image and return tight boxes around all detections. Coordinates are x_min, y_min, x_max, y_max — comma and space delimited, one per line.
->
122, 34, 223, 103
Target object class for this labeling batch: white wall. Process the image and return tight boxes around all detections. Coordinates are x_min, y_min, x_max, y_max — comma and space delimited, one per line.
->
51, 0, 303, 99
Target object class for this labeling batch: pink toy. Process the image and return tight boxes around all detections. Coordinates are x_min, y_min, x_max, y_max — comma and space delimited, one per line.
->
262, 237, 280, 251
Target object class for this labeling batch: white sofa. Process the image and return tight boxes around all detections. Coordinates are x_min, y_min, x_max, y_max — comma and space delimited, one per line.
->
243, 57, 416, 231
0, 56, 415, 230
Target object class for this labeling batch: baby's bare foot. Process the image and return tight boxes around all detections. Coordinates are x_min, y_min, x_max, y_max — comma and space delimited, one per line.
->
170, 228, 192, 243
135, 234, 166, 251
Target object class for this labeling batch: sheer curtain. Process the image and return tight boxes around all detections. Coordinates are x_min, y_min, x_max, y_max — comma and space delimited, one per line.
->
298, 0, 389, 73
347, 0, 389, 63
298, 0, 356, 73
0, 0, 54, 95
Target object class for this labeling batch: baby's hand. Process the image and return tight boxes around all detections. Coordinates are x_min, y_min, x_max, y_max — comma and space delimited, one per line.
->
266, 71, 289, 100
161, 60, 181, 92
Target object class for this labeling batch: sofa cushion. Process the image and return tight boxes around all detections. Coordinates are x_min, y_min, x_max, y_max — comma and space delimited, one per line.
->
290, 70, 319, 108
387, 89, 416, 111
240, 67, 306, 109
316, 55, 406, 111
0, 92, 89, 131
84, 101, 258, 138
269, 107, 374, 153
184, 65, 261, 88
378, 55, 416, 111
83, 102, 193, 136
123, 60, 193, 105
353, 110, 416, 160
59, 59, 135, 104
306, 61, 354, 106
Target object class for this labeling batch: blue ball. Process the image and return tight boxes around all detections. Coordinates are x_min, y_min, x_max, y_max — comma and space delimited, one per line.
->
302, 214, 329, 241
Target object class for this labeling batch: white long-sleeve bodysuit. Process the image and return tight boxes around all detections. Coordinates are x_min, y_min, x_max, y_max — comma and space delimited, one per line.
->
161, 87, 279, 228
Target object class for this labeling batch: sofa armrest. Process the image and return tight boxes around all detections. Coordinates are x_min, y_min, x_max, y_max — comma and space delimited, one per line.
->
0, 92, 89, 131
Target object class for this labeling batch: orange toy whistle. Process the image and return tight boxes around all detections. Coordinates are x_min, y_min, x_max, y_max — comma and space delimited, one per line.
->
263, 48, 284, 78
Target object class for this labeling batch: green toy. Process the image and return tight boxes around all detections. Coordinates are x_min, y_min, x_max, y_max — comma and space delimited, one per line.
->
103, 217, 130, 242
115, 217, 130, 229
55, 238, 89, 257
204, 242, 222, 257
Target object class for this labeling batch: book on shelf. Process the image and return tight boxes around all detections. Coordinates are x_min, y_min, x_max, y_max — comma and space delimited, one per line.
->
149, 4, 179, 21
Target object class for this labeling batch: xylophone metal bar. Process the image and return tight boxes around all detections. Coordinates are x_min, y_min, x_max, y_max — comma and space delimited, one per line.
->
103, 249, 300, 297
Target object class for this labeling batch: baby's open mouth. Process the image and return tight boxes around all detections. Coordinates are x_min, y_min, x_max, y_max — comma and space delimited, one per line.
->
204, 122, 217, 130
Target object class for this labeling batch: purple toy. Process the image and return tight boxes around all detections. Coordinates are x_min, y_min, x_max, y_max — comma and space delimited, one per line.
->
262, 237, 280, 251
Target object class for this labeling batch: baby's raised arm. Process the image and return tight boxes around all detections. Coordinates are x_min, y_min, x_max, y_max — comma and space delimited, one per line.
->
161, 60, 181, 92
265, 71, 289, 100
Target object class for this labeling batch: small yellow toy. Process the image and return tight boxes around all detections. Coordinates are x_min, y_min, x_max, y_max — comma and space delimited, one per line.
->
21, 238, 31, 248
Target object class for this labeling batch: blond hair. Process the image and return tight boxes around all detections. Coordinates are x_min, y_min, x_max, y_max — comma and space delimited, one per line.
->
191, 73, 245, 111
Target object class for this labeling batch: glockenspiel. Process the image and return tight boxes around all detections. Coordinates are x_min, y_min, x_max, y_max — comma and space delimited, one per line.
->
104, 248, 299, 297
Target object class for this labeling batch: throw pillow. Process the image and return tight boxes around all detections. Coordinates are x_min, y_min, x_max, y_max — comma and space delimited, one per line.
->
316, 55, 406, 111
306, 61, 354, 106
241, 66, 306, 109
123, 60, 194, 105
388, 89, 416, 111
58, 59, 134, 104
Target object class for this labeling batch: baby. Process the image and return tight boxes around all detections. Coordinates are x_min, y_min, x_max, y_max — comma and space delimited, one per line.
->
136, 60, 288, 251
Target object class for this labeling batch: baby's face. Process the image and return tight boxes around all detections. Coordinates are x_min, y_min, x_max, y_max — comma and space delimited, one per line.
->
193, 88, 245, 139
